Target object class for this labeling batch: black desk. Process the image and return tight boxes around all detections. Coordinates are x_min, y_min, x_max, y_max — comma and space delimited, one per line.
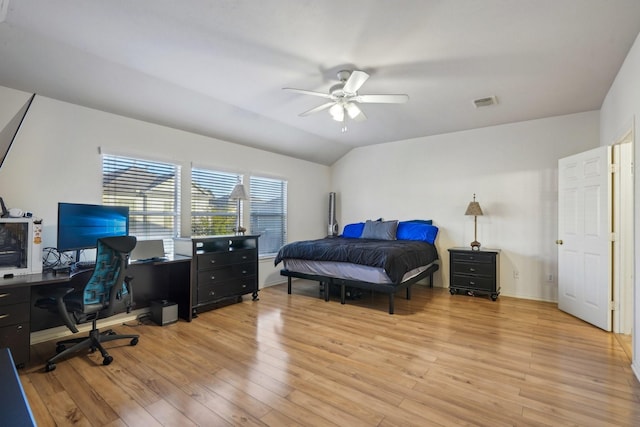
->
0, 255, 191, 366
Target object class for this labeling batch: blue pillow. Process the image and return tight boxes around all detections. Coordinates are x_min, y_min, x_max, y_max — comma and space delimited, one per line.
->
341, 222, 365, 238
405, 219, 432, 225
396, 222, 438, 244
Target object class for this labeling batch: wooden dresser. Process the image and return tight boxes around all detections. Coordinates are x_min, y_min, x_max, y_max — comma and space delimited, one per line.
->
175, 235, 259, 319
448, 247, 500, 301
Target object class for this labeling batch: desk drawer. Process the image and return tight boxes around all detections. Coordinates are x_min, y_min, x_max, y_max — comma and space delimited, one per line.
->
0, 287, 29, 306
0, 323, 30, 366
0, 303, 29, 328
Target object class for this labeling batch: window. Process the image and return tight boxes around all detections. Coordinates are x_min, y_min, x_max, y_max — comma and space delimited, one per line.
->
191, 168, 241, 235
250, 176, 287, 257
102, 154, 180, 253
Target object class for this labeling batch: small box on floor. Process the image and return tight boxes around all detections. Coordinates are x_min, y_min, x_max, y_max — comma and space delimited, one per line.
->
150, 300, 178, 326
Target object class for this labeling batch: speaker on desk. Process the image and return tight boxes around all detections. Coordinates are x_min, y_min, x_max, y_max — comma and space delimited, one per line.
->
150, 300, 178, 326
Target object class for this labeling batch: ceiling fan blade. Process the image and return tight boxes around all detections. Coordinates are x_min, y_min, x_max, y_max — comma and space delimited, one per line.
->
355, 94, 409, 104
299, 102, 335, 116
344, 103, 367, 122
283, 88, 332, 99
343, 70, 370, 94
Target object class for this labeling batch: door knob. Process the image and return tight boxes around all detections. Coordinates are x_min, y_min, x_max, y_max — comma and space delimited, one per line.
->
555, 240, 563, 245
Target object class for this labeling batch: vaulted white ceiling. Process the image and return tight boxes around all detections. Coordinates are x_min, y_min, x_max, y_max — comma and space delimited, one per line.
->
1, 0, 639, 165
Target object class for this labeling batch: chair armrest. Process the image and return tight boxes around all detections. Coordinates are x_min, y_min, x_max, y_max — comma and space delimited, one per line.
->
37, 287, 78, 334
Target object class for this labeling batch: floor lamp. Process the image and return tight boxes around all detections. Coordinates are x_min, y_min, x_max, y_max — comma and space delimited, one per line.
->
230, 183, 248, 235
465, 194, 484, 250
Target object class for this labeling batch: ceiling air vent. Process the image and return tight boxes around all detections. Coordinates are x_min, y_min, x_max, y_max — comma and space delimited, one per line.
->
473, 96, 498, 108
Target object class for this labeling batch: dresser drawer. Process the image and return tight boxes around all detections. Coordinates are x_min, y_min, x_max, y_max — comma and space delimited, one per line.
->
452, 261, 495, 277
197, 249, 257, 270
0, 302, 30, 328
451, 275, 495, 292
197, 262, 256, 286
451, 252, 495, 264
0, 287, 30, 306
197, 276, 256, 303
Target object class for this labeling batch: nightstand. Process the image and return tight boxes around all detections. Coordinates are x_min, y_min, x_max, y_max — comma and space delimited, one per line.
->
448, 247, 500, 301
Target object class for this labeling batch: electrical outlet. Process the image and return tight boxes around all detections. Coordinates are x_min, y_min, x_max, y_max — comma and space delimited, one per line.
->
547, 274, 554, 282
513, 271, 519, 280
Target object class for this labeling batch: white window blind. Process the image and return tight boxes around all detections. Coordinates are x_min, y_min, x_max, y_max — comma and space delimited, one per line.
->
191, 168, 241, 236
102, 154, 180, 253
250, 176, 287, 256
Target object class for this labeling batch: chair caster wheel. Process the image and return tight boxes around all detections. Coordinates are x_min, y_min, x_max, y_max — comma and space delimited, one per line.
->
56, 344, 66, 353
103, 355, 113, 366
45, 363, 56, 372
130, 337, 139, 346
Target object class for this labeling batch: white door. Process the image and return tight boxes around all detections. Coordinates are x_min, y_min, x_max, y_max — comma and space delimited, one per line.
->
558, 146, 612, 331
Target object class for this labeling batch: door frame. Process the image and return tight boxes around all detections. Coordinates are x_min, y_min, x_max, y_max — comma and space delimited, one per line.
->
612, 128, 634, 335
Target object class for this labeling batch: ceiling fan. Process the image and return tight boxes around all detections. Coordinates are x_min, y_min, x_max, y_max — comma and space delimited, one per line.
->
283, 70, 409, 128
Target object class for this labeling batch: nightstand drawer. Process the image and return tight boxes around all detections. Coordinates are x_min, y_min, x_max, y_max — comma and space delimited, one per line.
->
452, 262, 494, 277
451, 275, 494, 292
451, 252, 495, 264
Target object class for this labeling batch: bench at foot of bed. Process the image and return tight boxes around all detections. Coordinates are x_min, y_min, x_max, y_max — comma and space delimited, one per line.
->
281, 263, 439, 314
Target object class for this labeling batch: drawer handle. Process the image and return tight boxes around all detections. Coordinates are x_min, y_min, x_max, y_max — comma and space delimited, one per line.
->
209, 291, 215, 296
0, 293, 10, 298
469, 281, 476, 285
242, 284, 246, 288
469, 268, 476, 272
242, 270, 247, 274
242, 255, 247, 260
0, 314, 8, 320
210, 260, 216, 264
210, 275, 216, 280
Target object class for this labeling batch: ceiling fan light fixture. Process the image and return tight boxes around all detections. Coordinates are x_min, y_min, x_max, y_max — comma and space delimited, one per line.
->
329, 103, 344, 121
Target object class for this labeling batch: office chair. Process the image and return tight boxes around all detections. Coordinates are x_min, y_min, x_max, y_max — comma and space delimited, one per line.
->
37, 236, 139, 372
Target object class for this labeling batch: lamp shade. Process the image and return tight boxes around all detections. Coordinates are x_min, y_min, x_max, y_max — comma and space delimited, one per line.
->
229, 183, 248, 200
465, 194, 483, 216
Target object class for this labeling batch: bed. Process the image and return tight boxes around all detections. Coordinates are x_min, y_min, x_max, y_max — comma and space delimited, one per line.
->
275, 219, 439, 314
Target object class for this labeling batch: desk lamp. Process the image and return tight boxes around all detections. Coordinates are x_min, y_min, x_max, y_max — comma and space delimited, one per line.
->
465, 194, 484, 250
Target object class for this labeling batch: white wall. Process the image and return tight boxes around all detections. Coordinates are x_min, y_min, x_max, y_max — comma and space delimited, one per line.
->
0, 86, 331, 287
600, 31, 640, 380
331, 111, 600, 301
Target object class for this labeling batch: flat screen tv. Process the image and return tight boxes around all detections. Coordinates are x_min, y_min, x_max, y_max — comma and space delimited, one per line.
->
57, 202, 129, 253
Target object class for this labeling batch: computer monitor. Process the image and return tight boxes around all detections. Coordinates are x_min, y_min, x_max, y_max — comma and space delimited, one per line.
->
57, 202, 129, 254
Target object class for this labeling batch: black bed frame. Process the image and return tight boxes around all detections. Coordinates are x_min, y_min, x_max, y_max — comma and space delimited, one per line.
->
280, 263, 439, 314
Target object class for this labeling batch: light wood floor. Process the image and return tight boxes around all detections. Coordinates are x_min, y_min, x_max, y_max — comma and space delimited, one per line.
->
20, 281, 640, 426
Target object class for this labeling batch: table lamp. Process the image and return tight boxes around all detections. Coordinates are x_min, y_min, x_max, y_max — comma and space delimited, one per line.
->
465, 193, 483, 250
230, 183, 249, 235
